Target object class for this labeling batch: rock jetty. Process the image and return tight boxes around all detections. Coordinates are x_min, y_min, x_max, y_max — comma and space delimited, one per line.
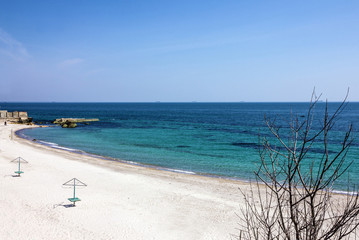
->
53, 118, 99, 128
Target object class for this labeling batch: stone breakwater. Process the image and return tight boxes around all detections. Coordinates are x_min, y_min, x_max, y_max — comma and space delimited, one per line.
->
52, 118, 99, 128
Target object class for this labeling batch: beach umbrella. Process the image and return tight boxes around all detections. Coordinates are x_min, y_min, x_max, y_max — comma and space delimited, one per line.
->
63, 178, 87, 206
11, 157, 28, 177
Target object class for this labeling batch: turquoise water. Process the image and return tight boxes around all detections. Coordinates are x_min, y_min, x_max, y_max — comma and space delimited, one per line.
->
3, 102, 359, 189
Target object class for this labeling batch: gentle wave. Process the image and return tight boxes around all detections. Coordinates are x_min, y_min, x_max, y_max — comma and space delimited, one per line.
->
332, 189, 358, 196
37, 140, 80, 152
164, 168, 196, 175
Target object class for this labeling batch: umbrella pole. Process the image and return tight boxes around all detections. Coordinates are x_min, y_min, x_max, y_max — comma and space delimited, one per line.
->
73, 185, 76, 199
73, 179, 76, 205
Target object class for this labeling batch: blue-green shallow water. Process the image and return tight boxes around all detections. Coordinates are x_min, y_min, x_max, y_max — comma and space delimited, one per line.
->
3, 102, 359, 190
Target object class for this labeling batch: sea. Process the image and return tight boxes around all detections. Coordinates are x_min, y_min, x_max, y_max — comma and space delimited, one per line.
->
2, 102, 359, 191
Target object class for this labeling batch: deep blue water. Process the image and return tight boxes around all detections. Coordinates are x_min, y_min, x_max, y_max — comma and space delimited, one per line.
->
2, 102, 359, 190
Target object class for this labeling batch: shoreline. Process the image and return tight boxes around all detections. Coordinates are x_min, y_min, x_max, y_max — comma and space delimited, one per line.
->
16, 125, 354, 196
16, 125, 251, 184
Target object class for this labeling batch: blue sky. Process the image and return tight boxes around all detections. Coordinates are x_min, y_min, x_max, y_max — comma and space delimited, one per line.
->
0, 0, 358, 102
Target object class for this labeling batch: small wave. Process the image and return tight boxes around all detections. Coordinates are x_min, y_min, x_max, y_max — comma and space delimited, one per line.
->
37, 140, 66, 149
36, 140, 58, 146
332, 189, 358, 196
164, 168, 196, 175
33, 140, 83, 153
52, 145, 81, 152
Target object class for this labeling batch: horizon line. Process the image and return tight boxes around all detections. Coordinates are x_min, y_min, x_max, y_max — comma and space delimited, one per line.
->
0, 101, 355, 104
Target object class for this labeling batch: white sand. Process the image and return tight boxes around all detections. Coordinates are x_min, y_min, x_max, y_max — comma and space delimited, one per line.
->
0, 124, 246, 240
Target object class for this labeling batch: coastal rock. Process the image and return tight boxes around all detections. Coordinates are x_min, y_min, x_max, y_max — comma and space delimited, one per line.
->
53, 118, 99, 128
53, 118, 99, 124
68, 122, 77, 128
61, 121, 77, 128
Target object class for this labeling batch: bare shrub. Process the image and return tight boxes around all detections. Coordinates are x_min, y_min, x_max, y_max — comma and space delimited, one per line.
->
238, 92, 359, 240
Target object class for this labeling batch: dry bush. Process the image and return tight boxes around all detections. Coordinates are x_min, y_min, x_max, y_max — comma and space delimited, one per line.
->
238, 92, 359, 240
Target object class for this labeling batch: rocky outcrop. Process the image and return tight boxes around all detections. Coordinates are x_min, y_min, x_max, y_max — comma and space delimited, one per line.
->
67, 122, 77, 128
53, 118, 99, 128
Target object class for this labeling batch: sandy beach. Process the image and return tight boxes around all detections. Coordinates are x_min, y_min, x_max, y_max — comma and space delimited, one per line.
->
0, 124, 245, 240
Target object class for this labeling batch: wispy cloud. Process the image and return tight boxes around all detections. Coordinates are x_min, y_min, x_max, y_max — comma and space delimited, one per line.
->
0, 28, 29, 61
58, 58, 84, 67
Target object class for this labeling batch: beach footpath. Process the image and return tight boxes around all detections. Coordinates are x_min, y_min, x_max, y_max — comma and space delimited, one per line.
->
0, 124, 243, 240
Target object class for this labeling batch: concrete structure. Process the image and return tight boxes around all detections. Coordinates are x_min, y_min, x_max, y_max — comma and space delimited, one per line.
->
0, 110, 7, 118
0, 110, 31, 123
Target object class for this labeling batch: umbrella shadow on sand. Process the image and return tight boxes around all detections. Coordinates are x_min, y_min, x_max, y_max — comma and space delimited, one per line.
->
53, 202, 77, 208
